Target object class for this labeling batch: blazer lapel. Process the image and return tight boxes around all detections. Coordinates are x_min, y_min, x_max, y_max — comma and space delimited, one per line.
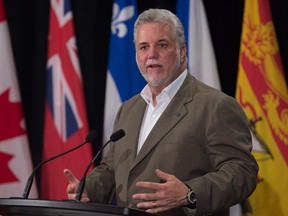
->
125, 98, 147, 167
131, 93, 193, 169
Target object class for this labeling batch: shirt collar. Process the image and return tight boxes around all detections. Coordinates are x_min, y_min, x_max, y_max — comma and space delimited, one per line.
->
141, 69, 188, 104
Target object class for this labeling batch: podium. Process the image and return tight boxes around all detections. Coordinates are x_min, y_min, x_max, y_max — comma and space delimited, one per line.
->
0, 198, 155, 216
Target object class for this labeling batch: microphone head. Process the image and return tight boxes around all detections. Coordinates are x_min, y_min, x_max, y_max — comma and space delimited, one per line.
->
110, 129, 125, 142
85, 130, 98, 142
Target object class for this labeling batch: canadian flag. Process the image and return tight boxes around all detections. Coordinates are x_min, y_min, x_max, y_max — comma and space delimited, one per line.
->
0, 0, 38, 198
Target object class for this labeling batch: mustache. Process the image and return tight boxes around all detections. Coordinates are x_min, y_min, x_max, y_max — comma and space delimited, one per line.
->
145, 60, 163, 67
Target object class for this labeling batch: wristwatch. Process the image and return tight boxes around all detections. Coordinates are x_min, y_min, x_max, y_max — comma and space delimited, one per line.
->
186, 187, 197, 209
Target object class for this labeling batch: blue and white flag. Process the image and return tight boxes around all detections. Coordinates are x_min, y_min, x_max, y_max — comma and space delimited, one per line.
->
177, 0, 221, 90
103, 0, 146, 148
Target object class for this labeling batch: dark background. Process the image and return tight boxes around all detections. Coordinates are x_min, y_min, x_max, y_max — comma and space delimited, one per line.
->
3, 0, 288, 191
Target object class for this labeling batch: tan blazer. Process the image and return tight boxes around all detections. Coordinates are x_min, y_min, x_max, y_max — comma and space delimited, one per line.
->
86, 73, 258, 216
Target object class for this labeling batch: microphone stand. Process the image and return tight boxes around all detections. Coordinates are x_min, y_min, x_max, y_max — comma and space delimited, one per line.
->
22, 130, 98, 199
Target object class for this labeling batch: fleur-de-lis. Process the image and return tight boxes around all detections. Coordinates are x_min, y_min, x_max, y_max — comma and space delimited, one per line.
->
111, 3, 134, 38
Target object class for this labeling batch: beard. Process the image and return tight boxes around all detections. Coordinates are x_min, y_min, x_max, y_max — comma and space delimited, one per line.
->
138, 56, 181, 88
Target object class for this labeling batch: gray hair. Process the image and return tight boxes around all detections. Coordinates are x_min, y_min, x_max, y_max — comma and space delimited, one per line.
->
133, 8, 186, 48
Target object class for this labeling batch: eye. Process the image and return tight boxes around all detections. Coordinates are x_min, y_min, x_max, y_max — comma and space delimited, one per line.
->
139, 45, 148, 51
158, 43, 167, 48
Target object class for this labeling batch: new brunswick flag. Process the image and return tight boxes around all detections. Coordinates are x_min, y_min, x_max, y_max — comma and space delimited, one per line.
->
235, 0, 288, 215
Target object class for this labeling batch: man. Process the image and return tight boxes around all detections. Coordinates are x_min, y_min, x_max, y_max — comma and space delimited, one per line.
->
64, 9, 258, 216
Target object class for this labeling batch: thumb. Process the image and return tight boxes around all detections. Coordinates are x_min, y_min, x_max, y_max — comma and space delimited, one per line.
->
155, 169, 174, 182
155, 169, 170, 181
64, 169, 78, 183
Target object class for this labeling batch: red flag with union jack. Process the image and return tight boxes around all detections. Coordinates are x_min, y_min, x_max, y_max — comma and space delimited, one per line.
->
41, 0, 93, 200
0, 0, 38, 198
236, 0, 288, 215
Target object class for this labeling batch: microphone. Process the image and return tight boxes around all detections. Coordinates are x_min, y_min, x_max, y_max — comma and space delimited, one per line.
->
75, 129, 125, 201
22, 130, 98, 199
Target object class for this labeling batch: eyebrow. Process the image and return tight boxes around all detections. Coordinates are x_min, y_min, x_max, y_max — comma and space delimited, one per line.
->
137, 39, 169, 46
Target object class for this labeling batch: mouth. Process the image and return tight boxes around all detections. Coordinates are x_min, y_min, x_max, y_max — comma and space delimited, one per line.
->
147, 64, 161, 70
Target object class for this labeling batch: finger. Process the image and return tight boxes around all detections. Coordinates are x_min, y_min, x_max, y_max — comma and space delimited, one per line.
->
66, 181, 79, 194
136, 200, 157, 209
146, 206, 168, 214
80, 197, 90, 203
135, 181, 163, 191
155, 169, 173, 182
63, 169, 78, 183
80, 190, 90, 202
132, 192, 158, 201
67, 192, 77, 200
66, 192, 90, 202
137, 201, 168, 214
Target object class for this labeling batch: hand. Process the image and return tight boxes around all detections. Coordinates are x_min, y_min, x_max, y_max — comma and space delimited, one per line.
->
132, 169, 189, 213
63, 169, 90, 202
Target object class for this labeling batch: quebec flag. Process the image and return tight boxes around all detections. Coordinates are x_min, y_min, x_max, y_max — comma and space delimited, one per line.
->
103, 0, 146, 149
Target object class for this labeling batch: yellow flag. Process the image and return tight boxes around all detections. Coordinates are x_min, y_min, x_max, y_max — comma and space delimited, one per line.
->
235, 0, 288, 215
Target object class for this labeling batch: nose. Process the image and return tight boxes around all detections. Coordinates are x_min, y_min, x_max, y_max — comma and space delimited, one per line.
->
148, 46, 158, 59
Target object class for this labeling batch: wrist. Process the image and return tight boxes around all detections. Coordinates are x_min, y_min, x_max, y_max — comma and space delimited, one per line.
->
185, 184, 197, 209
181, 186, 191, 206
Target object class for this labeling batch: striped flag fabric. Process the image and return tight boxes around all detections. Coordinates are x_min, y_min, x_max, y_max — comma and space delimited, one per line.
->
103, 0, 146, 149
0, 0, 38, 198
41, 0, 93, 200
176, 0, 221, 90
235, 0, 288, 215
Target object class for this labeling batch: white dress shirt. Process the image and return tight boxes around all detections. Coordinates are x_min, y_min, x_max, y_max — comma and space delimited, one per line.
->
137, 69, 187, 153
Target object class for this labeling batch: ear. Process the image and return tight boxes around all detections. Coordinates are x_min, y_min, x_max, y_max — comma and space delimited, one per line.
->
180, 45, 187, 64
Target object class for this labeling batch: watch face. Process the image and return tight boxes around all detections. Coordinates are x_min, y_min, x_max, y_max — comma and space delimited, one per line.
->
188, 191, 196, 208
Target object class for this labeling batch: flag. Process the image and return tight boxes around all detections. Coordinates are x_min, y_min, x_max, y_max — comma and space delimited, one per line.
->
103, 0, 146, 149
41, 0, 93, 200
176, 0, 221, 90
236, 0, 288, 215
0, 0, 38, 198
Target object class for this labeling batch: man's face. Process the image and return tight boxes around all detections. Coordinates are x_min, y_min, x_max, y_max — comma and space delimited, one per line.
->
135, 22, 186, 90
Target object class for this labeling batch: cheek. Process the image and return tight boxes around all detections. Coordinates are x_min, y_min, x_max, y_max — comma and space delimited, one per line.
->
162, 53, 177, 66
136, 55, 146, 72
136, 54, 146, 66
136, 53, 142, 62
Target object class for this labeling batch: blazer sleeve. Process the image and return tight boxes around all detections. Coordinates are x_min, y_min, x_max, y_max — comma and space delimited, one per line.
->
185, 95, 258, 215
85, 140, 116, 204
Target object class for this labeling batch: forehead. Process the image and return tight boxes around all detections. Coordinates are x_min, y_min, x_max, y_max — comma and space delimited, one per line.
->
136, 22, 174, 43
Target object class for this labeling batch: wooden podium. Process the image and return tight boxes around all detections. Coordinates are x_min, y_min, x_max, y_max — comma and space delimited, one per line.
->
0, 198, 155, 216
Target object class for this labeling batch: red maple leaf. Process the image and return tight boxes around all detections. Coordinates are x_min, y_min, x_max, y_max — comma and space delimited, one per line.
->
0, 151, 18, 183
0, 88, 25, 184
0, 89, 26, 141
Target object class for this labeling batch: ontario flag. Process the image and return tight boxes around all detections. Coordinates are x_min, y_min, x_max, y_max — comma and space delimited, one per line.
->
0, 0, 38, 198
41, 0, 93, 200
103, 0, 145, 150
235, 0, 288, 215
